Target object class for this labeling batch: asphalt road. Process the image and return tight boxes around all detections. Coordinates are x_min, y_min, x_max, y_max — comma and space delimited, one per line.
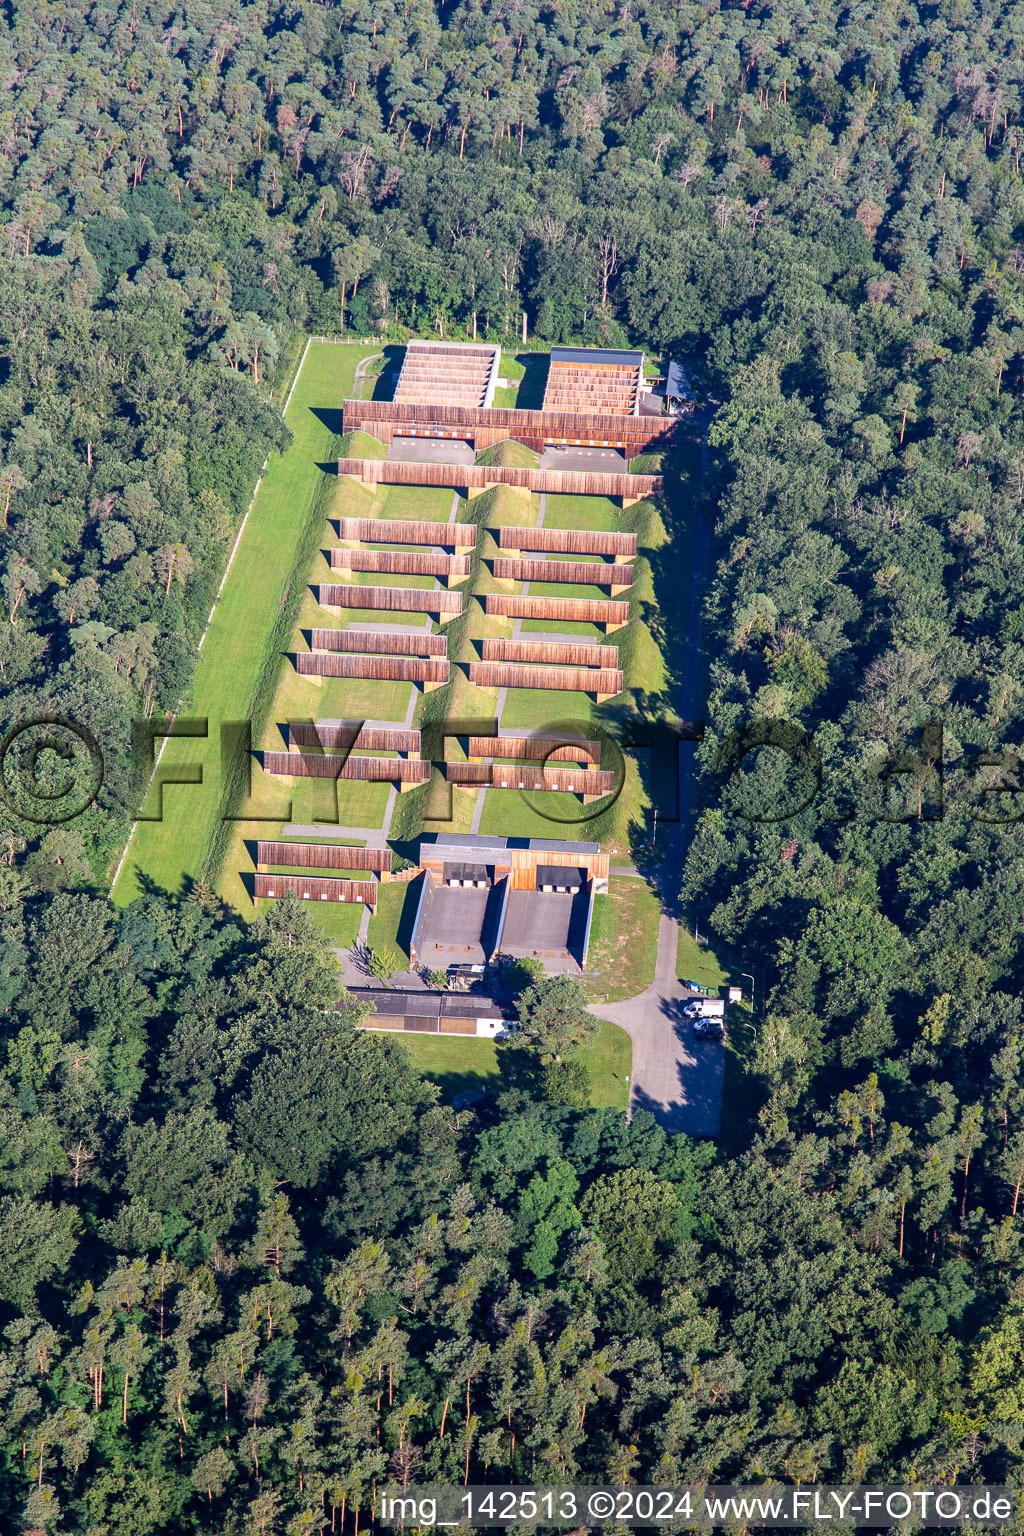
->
594, 911, 724, 1137
592, 420, 725, 1137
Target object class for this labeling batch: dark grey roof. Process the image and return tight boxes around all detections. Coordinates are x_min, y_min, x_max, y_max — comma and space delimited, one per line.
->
344, 987, 511, 1022
665, 360, 695, 397
444, 862, 490, 883
551, 346, 644, 367
536, 866, 587, 887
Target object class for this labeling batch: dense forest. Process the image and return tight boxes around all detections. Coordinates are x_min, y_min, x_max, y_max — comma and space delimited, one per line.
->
3, 0, 1024, 1528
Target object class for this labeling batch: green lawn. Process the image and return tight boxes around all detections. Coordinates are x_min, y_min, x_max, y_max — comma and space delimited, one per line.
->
365, 880, 415, 962
395, 1017, 631, 1110
398, 1034, 501, 1100
585, 877, 662, 1003
676, 926, 732, 992
583, 1019, 632, 1110
113, 341, 381, 903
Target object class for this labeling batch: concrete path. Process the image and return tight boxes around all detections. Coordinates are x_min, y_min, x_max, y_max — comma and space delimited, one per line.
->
282, 823, 388, 844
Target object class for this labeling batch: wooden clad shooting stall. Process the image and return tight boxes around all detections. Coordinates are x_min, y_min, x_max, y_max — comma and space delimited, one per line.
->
541, 347, 644, 416
419, 839, 610, 890
253, 873, 378, 908
491, 556, 635, 593
468, 662, 624, 701
295, 652, 449, 689
394, 340, 499, 408
309, 628, 447, 657
316, 584, 462, 621
447, 763, 615, 799
337, 456, 659, 508
481, 637, 616, 669
288, 722, 421, 755
496, 525, 637, 558
328, 548, 471, 584
335, 516, 476, 549
485, 594, 629, 632
262, 751, 431, 789
256, 841, 392, 875
341, 399, 675, 454
466, 734, 602, 764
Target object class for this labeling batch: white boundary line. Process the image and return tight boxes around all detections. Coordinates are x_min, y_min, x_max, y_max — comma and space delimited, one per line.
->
108, 334, 317, 896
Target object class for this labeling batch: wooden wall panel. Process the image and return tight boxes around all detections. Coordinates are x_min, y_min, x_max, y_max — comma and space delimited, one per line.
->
316, 584, 462, 618
309, 628, 447, 657
484, 593, 629, 629
295, 652, 449, 685
256, 842, 392, 873
335, 516, 476, 548
468, 662, 624, 697
253, 873, 377, 906
481, 637, 615, 668
496, 525, 637, 557
492, 557, 634, 589
262, 752, 431, 784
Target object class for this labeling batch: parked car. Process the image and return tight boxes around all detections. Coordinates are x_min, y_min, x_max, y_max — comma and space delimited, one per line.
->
692, 1016, 724, 1040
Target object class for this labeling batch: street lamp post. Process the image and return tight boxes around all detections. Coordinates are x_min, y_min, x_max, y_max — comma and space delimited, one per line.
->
740, 972, 757, 1043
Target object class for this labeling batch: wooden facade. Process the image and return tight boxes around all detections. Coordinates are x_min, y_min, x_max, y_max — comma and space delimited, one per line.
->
466, 734, 602, 764
447, 763, 616, 797
335, 516, 476, 549
419, 844, 610, 890
337, 456, 660, 507
256, 841, 392, 874
480, 637, 615, 669
316, 584, 462, 621
497, 525, 637, 558
341, 399, 675, 454
328, 548, 471, 583
468, 662, 625, 700
253, 873, 377, 908
310, 627, 447, 657
295, 652, 449, 689
485, 593, 629, 631
288, 722, 421, 755
262, 751, 431, 787
491, 556, 635, 592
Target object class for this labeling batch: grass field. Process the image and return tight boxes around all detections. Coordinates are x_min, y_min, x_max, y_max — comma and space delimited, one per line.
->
112, 340, 382, 903
395, 1016, 631, 1110
365, 881, 414, 961
585, 876, 662, 1003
